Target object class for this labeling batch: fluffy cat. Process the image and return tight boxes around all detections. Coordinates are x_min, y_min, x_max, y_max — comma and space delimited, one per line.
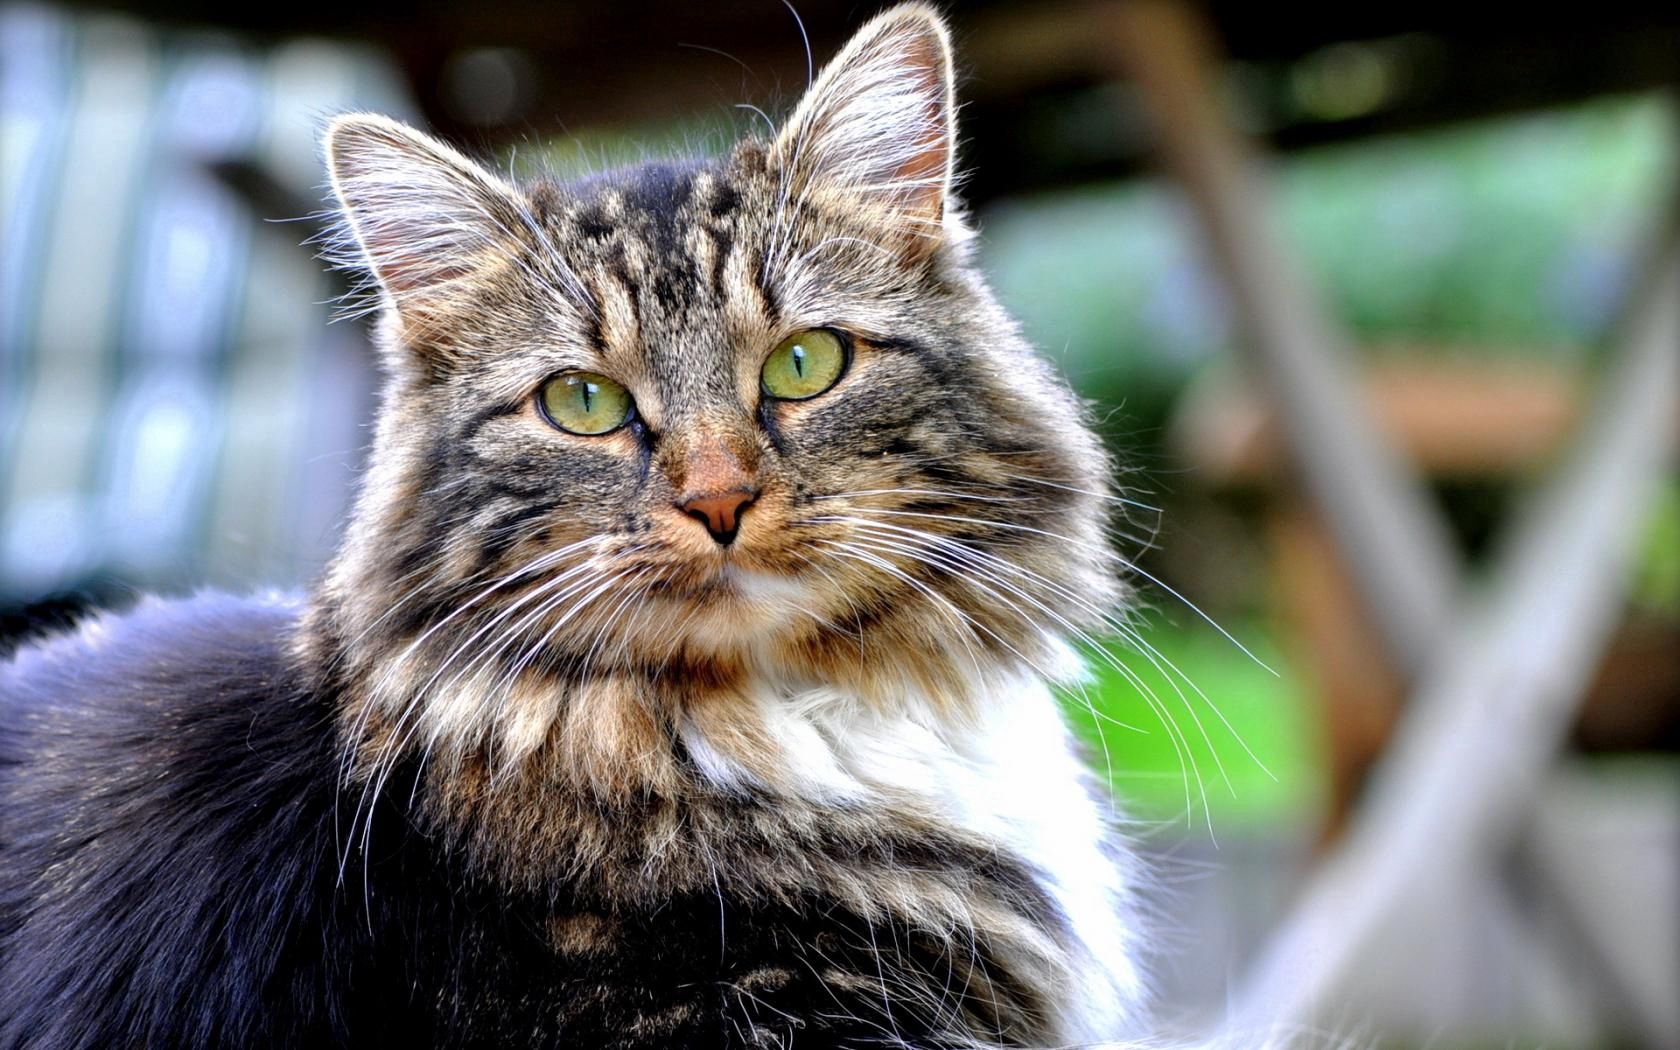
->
0, 6, 1157, 1046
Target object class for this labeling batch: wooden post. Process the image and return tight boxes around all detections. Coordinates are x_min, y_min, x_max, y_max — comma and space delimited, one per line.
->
1231, 221, 1680, 1030
1102, 0, 1463, 679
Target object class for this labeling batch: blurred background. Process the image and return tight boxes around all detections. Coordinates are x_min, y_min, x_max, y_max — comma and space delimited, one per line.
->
1, 1, 1675, 1045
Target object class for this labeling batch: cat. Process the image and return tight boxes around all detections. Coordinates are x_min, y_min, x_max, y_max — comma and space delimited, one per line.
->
0, 5, 1158, 1046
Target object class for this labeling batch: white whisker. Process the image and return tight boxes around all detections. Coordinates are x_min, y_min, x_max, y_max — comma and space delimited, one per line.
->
842, 505, 1277, 676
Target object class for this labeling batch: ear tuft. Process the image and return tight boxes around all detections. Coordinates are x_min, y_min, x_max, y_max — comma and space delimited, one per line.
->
770, 4, 957, 243
323, 113, 524, 302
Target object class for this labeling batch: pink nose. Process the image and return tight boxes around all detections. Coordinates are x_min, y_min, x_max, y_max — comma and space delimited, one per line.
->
680, 488, 757, 545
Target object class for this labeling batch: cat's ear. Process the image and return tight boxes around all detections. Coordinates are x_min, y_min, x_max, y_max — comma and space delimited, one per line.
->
324, 113, 526, 305
770, 3, 957, 250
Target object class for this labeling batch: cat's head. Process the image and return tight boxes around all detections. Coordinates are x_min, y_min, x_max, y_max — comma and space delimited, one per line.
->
315, 4, 1122, 765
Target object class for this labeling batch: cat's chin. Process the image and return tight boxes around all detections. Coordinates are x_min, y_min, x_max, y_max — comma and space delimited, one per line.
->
651, 563, 819, 656
715, 564, 811, 605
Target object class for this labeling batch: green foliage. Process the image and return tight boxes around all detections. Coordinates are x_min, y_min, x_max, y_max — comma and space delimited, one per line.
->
1058, 617, 1323, 825
1632, 479, 1680, 616
980, 93, 1677, 415
1282, 94, 1675, 351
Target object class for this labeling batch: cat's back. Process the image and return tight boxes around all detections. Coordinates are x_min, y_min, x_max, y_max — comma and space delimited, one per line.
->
0, 591, 316, 823
0, 593, 354, 1048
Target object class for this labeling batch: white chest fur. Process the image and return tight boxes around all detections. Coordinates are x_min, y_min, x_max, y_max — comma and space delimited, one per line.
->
680, 660, 1147, 1040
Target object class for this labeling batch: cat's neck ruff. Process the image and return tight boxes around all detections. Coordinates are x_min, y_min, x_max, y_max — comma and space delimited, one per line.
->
340, 616, 1149, 1041
679, 644, 1146, 1041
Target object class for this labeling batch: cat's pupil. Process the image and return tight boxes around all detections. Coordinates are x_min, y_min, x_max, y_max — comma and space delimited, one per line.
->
791, 346, 806, 376
580, 383, 595, 412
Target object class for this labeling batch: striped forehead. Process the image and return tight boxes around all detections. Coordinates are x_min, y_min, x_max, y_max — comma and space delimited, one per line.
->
537, 161, 770, 421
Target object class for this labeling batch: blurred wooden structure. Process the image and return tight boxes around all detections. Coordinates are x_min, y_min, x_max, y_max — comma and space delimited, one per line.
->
1172, 359, 1680, 832
72, 1, 1680, 211
1102, 3, 1679, 1045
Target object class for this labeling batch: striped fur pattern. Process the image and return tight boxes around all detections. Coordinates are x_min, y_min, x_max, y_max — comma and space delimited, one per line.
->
1, 5, 1160, 1047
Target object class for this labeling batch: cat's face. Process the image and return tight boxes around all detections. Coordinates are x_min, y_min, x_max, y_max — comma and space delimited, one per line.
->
319, 5, 1118, 749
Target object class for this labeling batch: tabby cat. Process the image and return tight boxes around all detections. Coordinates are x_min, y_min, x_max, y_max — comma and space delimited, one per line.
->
0, 6, 1156, 1046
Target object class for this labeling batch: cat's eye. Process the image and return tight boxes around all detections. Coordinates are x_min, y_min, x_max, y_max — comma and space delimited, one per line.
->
760, 328, 847, 401
537, 372, 633, 435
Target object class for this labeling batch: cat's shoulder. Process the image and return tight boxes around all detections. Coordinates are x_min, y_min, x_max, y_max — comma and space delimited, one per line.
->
0, 591, 358, 1047
2, 589, 302, 700
0, 588, 331, 817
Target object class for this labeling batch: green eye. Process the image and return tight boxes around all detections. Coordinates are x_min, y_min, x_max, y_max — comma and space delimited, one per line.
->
761, 328, 847, 401
538, 372, 633, 435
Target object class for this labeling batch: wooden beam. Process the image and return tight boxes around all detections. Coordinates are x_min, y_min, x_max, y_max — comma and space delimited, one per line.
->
1104, 0, 1463, 678
1231, 212, 1680, 1030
